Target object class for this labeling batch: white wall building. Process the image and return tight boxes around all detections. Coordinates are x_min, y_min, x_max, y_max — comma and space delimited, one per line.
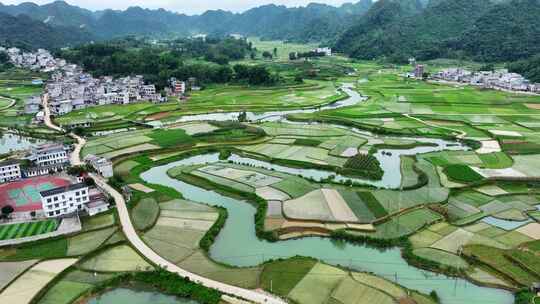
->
84, 154, 114, 178
0, 160, 21, 183
314, 47, 332, 56
28, 144, 69, 167
40, 183, 89, 217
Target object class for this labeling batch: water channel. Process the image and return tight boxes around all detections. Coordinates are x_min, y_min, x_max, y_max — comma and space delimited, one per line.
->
129, 82, 514, 303
138, 83, 514, 303
141, 153, 514, 304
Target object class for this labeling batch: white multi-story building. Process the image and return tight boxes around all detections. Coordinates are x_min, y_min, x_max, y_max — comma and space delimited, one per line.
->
0, 160, 21, 183
314, 47, 332, 56
84, 154, 114, 178
40, 183, 89, 217
28, 144, 69, 167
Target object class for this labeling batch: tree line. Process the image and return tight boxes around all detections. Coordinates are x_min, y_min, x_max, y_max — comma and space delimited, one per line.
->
57, 37, 277, 88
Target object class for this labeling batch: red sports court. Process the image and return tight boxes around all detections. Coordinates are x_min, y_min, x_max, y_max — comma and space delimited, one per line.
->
0, 176, 70, 212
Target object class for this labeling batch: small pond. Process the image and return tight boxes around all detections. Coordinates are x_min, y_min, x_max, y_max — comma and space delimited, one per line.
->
87, 288, 199, 304
0, 132, 47, 154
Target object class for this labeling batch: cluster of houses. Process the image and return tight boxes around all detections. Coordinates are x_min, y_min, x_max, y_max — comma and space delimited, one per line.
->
432, 68, 540, 93
0, 47, 199, 118
0, 47, 60, 73
44, 67, 167, 116
0, 142, 114, 218
0, 143, 71, 182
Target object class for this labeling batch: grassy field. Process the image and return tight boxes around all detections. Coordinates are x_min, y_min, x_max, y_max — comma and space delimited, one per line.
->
248, 37, 319, 61
0, 220, 58, 241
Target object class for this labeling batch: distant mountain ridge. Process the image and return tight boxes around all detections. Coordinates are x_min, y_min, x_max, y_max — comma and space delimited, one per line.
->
335, 0, 540, 62
0, 0, 374, 44
1, 0, 538, 65
0, 11, 92, 49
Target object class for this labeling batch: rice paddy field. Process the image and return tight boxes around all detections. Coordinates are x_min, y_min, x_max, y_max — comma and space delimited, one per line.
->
260, 258, 433, 304
0, 71, 44, 127
5, 54, 540, 304
55, 80, 342, 127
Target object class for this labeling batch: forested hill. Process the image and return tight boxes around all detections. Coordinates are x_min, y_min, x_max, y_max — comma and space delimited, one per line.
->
0, 0, 374, 45
335, 0, 540, 63
0, 12, 92, 50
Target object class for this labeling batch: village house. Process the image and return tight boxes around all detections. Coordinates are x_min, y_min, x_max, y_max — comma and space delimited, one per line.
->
25, 143, 70, 177
313, 47, 332, 56
433, 68, 539, 93
24, 96, 41, 114
40, 183, 89, 217
2, 46, 195, 116
0, 159, 21, 183
84, 154, 114, 178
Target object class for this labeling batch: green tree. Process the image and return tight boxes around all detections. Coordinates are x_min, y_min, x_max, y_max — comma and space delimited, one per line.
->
262, 51, 273, 60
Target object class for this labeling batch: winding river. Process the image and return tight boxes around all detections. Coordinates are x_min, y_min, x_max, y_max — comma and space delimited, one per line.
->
141, 154, 513, 304
138, 83, 513, 304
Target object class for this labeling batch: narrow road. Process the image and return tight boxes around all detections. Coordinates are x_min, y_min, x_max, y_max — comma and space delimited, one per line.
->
403, 113, 467, 139
42, 94, 63, 132
41, 94, 287, 304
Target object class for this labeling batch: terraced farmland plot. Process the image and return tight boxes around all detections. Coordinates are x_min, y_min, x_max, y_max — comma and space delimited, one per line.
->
351, 272, 407, 299
0, 259, 78, 304
174, 122, 219, 135
260, 122, 348, 137
37, 271, 121, 304
143, 199, 218, 263
339, 190, 376, 223
331, 276, 395, 304
37, 280, 92, 304
113, 160, 141, 180
191, 170, 255, 193
260, 257, 317, 296
288, 262, 346, 304
256, 186, 291, 201
67, 227, 117, 256
372, 185, 449, 214
412, 248, 469, 269
283, 189, 334, 222
131, 197, 160, 231
101, 143, 161, 159
177, 250, 260, 289
431, 228, 474, 253
81, 213, 115, 231
80, 245, 153, 272
271, 177, 318, 198
463, 245, 539, 286
0, 260, 37, 290
322, 189, 358, 222
264, 145, 332, 165
200, 165, 282, 187
370, 209, 441, 239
